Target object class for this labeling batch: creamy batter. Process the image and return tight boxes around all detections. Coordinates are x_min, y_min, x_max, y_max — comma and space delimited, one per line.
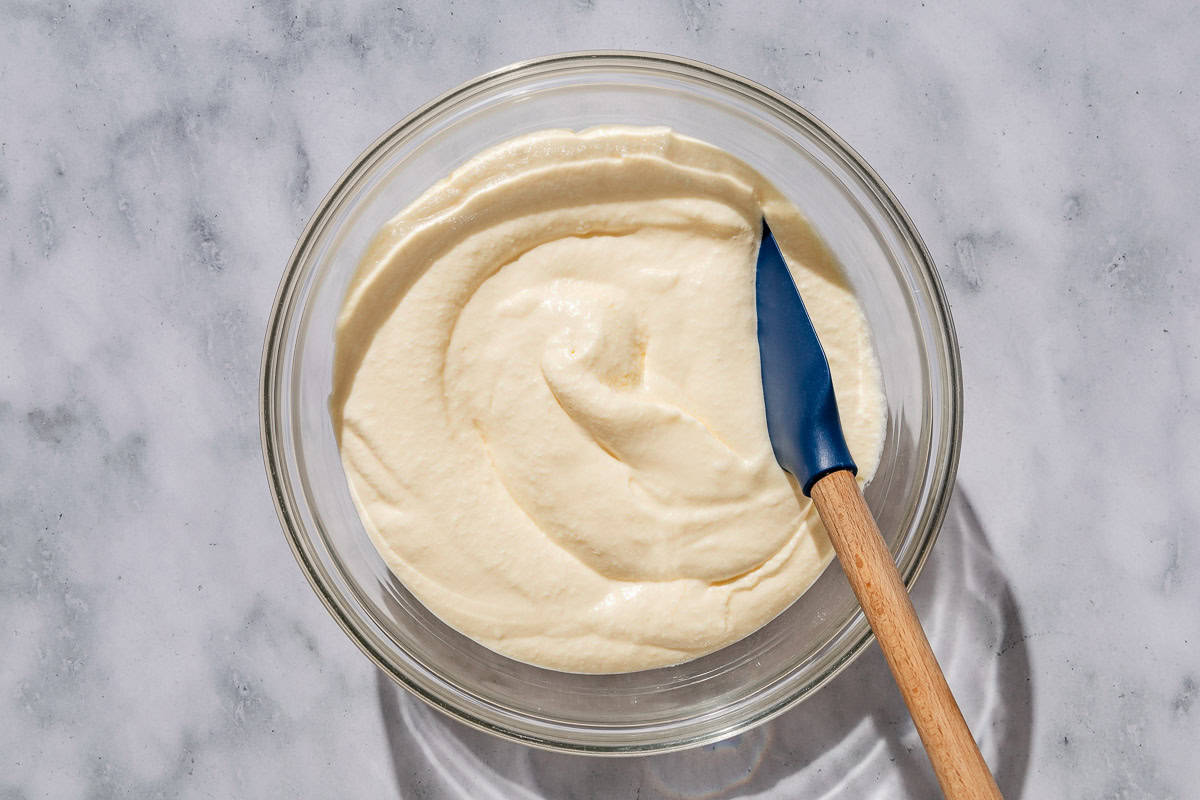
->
331, 126, 885, 673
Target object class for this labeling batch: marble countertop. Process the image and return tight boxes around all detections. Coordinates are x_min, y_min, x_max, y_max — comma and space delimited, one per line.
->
3, 2, 1197, 797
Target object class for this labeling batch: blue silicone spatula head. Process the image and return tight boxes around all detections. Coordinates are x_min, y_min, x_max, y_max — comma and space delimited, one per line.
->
755, 219, 857, 495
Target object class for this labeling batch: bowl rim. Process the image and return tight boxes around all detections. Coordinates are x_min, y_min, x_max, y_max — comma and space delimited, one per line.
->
259, 49, 963, 755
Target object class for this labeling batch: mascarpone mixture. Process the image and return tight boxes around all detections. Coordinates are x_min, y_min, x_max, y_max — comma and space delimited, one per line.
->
331, 126, 885, 673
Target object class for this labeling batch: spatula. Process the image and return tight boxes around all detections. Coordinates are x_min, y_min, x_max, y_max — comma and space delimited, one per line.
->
755, 220, 1003, 800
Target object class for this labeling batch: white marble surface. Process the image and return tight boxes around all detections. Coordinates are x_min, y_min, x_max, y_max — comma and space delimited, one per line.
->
2, 1, 1197, 797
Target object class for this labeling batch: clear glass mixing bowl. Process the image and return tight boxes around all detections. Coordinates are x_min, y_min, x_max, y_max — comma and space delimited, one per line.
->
260, 52, 961, 754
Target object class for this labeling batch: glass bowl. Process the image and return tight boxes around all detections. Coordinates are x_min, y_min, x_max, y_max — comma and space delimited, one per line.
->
260, 51, 961, 754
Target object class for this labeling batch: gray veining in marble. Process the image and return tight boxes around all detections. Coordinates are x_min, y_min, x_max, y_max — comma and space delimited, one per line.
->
2, 1, 1198, 797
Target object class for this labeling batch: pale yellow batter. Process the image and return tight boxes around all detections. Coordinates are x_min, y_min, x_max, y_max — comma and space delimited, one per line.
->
331, 126, 885, 673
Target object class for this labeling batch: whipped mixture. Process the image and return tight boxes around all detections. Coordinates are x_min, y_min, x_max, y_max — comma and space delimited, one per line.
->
331, 127, 885, 673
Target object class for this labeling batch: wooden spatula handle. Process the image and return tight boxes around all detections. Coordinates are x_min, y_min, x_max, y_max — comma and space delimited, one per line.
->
810, 469, 1003, 800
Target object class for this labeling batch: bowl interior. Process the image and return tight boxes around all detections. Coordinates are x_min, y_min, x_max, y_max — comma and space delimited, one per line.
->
265, 53, 958, 752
